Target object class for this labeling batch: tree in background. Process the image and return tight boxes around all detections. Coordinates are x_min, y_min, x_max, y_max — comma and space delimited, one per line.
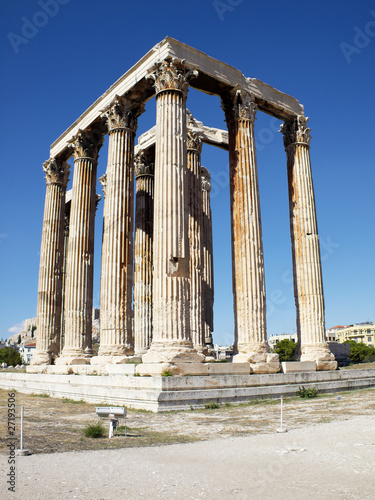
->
344, 340, 375, 364
0, 348, 23, 366
272, 339, 297, 362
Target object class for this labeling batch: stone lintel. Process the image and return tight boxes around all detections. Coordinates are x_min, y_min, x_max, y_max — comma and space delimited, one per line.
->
50, 37, 302, 159
135, 124, 229, 156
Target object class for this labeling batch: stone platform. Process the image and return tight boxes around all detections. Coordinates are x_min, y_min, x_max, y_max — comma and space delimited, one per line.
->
1, 369, 374, 412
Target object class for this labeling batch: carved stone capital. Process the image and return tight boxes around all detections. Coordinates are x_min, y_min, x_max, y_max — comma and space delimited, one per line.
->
135, 151, 154, 178
280, 115, 311, 149
99, 174, 107, 197
148, 58, 198, 95
201, 166, 211, 192
221, 87, 257, 124
43, 158, 70, 187
70, 126, 104, 160
187, 129, 203, 153
104, 96, 145, 133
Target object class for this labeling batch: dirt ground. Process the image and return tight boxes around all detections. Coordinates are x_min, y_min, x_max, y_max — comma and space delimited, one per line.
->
1, 398, 374, 499
1, 387, 375, 455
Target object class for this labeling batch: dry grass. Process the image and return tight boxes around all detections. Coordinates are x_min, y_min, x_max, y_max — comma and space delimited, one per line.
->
1, 386, 374, 455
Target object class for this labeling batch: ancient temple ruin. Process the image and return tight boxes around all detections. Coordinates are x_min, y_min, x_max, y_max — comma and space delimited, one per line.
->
32, 37, 337, 375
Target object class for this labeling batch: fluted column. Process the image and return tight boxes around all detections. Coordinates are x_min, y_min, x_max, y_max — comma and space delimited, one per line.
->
281, 116, 336, 370
94, 97, 144, 363
201, 167, 214, 348
57, 126, 104, 365
60, 191, 72, 353
133, 151, 154, 355
32, 159, 69, 365
186, 127, 205, 352
222, 87, 280, 373
139, 59, 205, 375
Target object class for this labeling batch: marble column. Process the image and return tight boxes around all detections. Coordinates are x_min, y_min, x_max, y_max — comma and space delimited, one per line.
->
281, 116, 337, 370
60, 190, 72, 353
186, 127, 205, 352
57, 126, 104, 365
201, 166, 214, 348
222, 87, 280, 373
133, 150, 154, 355
94, 97, 144, 364
139, 59, 206, 376
32, 158, 69, 365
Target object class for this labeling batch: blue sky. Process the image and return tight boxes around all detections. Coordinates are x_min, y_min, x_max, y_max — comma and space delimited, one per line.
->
0, 0, 374, 345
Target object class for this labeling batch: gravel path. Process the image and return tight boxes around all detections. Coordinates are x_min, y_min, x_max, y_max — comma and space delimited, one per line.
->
2, 414, 375, 500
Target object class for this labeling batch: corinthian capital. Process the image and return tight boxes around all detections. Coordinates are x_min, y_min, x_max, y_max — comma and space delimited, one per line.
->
187, 129, 203, 152
201, 166, 211, 192
148, 59, 198, 95
280, 115, 311, 149
104, 96, 145, 133
221, 87, 257, 124
99, 174, 107, 197
43, 158, 70, 187
134, 151, 154, 179
70, 126, 104, 160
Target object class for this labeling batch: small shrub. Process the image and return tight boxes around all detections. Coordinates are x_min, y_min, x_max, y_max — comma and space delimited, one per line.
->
204, 401, 220, 409
162, 370, 173, 377
298, 386, 318, 398
84, 421, 106, 438
0, 347, 23, 367
272, 339, 297, 362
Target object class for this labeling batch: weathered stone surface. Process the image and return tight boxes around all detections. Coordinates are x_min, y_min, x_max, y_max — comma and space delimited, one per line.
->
281, 117, 337, 370
141, 60, 203, 373
281, 361, 316, 373
222, 87, 280, 374
201, 166, 214, 347
6, 370, 374, 412
98, 97, 143, 360
57, 126, 104, 365
33, 159, 69, 366
186, 115, 205, 352
133, 151, 154, 355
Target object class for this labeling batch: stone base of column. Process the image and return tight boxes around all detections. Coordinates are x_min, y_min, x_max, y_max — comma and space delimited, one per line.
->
233, 342, 281, 374
55, 349, 92, 366
137, 342, 207, 376
30, 352, 52, 366
91, 355, 141, 366
97, 345, 134, 357
300, 343, 338, 371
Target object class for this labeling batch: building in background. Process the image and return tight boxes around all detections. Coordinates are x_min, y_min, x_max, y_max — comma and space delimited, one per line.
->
268, 333, 297, 348
333, 323, 375, 347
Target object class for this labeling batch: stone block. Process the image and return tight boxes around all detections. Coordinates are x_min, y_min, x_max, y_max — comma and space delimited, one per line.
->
316, 360, 338, 371
136, 362, 210, 377
282, 361, 316, 373
251, 362, 281, 374
106, 364, 136, 376
207, 362, 251, 375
